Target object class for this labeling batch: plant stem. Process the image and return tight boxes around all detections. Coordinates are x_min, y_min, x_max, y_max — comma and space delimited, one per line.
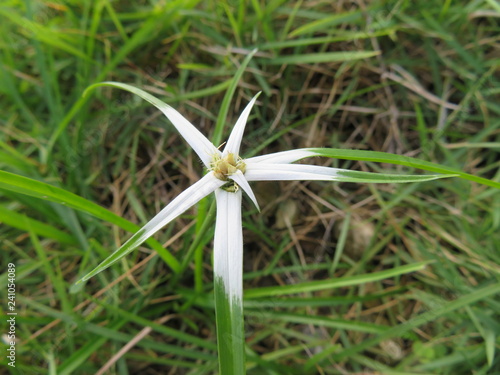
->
214, 277, 245, 374
214, 189, 245, 374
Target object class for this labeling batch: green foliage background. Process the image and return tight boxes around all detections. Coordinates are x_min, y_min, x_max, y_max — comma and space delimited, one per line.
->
0, 0, 499, 374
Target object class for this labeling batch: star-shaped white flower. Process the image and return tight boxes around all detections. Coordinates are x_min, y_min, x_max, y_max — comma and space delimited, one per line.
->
80, 81, 452, 286
79, 82, 450, 373
80, 83, 446, 286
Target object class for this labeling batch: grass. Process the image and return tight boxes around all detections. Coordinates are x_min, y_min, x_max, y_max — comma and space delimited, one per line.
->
1, 0, 499, 374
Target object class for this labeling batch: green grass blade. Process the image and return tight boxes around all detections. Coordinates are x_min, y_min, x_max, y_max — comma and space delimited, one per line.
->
89, 296, 217, 350
211, 49, 258, 147
0, 9, 91, 61
245, 261, 430, 298
309, 148, 500, 189
261, 51, 380, 65
245, 311, 388, 334
29, 230, 72, 314
334, 170, 455, 183
0, 205, 77, 244
289, 10, 363, 37
0, 170, 180, 272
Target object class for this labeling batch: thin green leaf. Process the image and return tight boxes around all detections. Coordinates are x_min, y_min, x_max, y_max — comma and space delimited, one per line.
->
20, 295, 216, 363
335, 169, 455, 183
0, 205, 77, 245
212, 48, 258, 147
245, 261, 430, 298
0, 10, 91, 61
246, 311, 388, 334
259, 31, 396, 50
89, 296, 217, 350
261, 51, 380, 65
0, 170, 180, 272
29, 230, 72, 314
289, 10, 363, 37
309, 148, 500, 189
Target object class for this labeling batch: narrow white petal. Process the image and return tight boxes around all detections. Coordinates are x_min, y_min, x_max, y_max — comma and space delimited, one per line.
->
159, 106, 221, 167
122, 173, 224, 250
80, 173, 224, 281
230, 170, 260, 211
246, 149, 317, 165
214, 189, 243, 303
245, 163, 340, 181
223, 92, 261, 156
94, 82, 220, 167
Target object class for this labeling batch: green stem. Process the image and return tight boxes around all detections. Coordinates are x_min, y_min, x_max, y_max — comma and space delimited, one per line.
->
214, 277, 245, 374
213, 189, 245, 374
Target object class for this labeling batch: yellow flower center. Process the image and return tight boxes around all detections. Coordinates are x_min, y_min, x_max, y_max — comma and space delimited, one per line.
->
211, 153, 246, 180
211, 153, 246, 192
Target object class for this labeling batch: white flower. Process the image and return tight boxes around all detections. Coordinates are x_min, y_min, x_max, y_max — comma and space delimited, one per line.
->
78, 82, 452, 372
80, 83, 448, 299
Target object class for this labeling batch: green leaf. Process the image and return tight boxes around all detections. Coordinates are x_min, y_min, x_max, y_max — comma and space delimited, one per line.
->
261, 51, 380, 65
309, 148, 500, 189
335, 169, 455, 183
0, 205, 77, 245
245, 261, 430, 298
289, 10, 363, 37
0, 9, 91, 61
246, 311, 388, 334
212, 48, 258, 147
0, 170, 180, 272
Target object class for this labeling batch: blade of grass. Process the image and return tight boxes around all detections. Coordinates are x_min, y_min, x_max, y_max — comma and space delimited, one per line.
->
245, 311, 388, 334
0, 170, 180, 272
0, 205, 77, 245
289, 9, 364, 37
19, 295, 217, 362
211, 48, 258, 146
0, 9, 91, 61
308, 148, 500, 189
88, 295, 217, 350
261, 51, 380, 65
245, 261, 430, 298
330, 212, 350, 275
29, 230, 72, 314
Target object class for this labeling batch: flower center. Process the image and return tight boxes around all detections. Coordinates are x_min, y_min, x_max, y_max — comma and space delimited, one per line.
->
211, 153, 246, 181
211, 153, 246, 192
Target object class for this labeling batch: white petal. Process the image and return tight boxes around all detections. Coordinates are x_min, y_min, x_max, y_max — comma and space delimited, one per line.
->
230, 170, 260, 211
80, 173, 224, 281
244, 163, 340, 181
214, 189, 243, 303
117, 173, 224, 254
94, 82, 220, 167
159, 105, 221, 167
245, 149, 316, 165
222, 92, 261, 157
